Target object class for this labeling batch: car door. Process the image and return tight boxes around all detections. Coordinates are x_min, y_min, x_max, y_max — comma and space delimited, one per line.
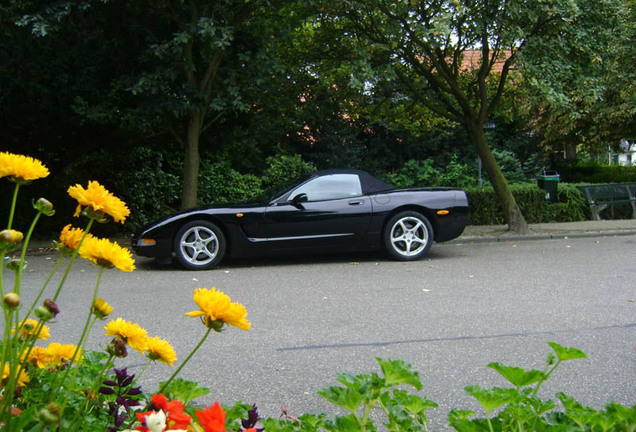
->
263, 173, 372, 252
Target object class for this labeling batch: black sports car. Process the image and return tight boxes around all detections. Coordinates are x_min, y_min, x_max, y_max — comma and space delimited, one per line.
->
132, 169, 469, 270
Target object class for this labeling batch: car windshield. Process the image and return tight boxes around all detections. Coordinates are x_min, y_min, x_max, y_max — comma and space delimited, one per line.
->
253, 173, 314, 202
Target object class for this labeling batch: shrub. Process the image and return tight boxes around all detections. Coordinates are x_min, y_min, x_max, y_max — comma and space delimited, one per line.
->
383, 157, 476, 188
261, 154, 316, 188
556, 160, 636, 183
466, 184, 589, 225
198, 160, 263, 204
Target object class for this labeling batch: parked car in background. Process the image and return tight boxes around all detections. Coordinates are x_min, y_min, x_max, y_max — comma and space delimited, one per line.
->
132, 169, 469, 270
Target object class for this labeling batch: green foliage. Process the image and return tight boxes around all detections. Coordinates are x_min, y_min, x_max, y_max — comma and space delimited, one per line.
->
451, 342, 635, 432
315, 357, 436, 432
261, 154, 316, 188
160, 378, 211, 404
556, 160, 636, 183
383, 157, 476, 189
198, 161, 263, 204
61, 147, 182, 233
264, 344, 634, 432
466, 183, 589, 225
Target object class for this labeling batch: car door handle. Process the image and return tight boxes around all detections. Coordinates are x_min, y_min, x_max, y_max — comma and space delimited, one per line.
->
348, 200, 363, 206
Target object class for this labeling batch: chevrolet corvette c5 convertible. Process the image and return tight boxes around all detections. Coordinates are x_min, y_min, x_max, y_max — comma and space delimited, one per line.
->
132, 169, 469, 270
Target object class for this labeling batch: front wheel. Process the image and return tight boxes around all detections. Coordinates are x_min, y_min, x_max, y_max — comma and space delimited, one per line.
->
384, 211, 433, 261
174, 220, 226, 270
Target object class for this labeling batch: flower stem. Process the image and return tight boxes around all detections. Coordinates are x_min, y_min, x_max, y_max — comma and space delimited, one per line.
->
54, 266, 104, 405
26, 255, 64, 318
158, 326, 213, 395
52, 218, 94, 302
13, 211, 41, 295
7, 183, 19, 230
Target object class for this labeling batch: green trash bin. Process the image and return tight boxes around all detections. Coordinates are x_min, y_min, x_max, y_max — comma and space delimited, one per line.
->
537, 171, 560, 202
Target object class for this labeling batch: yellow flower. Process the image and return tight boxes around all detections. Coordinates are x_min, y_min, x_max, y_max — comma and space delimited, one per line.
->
145, 336, 177, 367
13, 318, 50, 340
57, 224, 93, 253
67, 180, 130, 224
185, 288, 250, 331
93, 297, 114, 319
2, 363, 30, 387
24, 346, 49, 368
0, 151, 49, 183
79, 236, 135, 272
44, 343, 82, 367
104, 318, 148, 353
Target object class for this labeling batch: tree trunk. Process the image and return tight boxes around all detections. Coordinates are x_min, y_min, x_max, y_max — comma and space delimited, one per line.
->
468, 123, 529, 234
181, 113, 202, 210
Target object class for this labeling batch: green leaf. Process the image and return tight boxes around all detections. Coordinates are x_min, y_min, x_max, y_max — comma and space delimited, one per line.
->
376, 358, 423, 390
547, 342, 587, 362
465, 386, 519, 413
159, 377, 211, 404
487, 362, 546, 388
324, 414, 363, 432
605, 402, 636, 425
317, 385, 364, 412
556, 392, 585, 410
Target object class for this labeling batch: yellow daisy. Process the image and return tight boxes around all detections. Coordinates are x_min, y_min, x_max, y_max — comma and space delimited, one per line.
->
145, 336, 177, 367
13, 318, 51, 340
185, 288, 250, 331
104, 318, 148, 353
2, 363, 30, 387
67, 180, 130, 224
58, 224, 93, 253
24, 346, 49, 369
92, 297, 114, 319
79, 236, 135, 272
0, 151, 49, 183
44, 343, 81, 366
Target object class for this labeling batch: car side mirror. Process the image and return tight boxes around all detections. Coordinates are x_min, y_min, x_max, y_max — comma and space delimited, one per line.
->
290, 193, 308, 207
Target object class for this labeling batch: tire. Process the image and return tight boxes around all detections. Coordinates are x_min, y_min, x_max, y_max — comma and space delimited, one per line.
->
384, 211, 433, 261
173, 220, 226, 270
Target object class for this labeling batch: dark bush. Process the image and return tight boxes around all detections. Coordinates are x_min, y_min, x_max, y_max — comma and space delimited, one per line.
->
466, 183, 589, 225
556, 160, 636, 183
198, 161, 262, 204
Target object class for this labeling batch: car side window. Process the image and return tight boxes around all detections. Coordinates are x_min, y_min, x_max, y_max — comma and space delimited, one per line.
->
291, 174, 362, 202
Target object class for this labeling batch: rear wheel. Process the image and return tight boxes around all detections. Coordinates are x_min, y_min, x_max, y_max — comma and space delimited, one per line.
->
174, 220, 226, 270
384, 211, 433, 260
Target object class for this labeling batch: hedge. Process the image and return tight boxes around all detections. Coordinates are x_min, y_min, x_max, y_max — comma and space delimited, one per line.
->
466, 183, 590, 225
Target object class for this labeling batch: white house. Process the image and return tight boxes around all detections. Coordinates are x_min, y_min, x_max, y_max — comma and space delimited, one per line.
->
612, 139, 636, 166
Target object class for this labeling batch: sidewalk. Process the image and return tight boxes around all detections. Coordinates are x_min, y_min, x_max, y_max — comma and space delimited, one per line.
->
455, 219, 636, 243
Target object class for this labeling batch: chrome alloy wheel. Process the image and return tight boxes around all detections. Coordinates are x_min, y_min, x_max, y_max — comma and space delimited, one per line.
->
388, 215, 429, 258
178, 225, 220, 267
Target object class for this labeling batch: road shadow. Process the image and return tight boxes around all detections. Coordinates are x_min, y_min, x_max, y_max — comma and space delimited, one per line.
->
133, 245, 457, 271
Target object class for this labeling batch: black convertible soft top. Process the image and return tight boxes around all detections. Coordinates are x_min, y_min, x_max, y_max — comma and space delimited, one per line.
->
309, 169, 396, 195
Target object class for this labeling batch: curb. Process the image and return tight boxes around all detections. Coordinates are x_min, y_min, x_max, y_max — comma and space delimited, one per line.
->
449, 230, 636, 244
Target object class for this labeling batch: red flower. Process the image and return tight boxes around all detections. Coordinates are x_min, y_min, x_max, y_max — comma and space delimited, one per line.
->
196, 401, 227, 432
135, 393, 191, 431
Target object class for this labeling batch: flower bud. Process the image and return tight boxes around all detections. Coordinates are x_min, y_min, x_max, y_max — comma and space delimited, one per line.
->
0, 229, 23, 247
107, 337, 128, 358
33, 197, 55, 216
3, 292, 20, 309
22, 320, 35, 332
38, 402, 60, 426
92, 297, 113, 319
34, 306, 54, 322
43, 299, 59, 318
6, 258, 27, 272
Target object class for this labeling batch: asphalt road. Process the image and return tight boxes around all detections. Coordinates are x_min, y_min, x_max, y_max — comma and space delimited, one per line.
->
8, 234, 636, 429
